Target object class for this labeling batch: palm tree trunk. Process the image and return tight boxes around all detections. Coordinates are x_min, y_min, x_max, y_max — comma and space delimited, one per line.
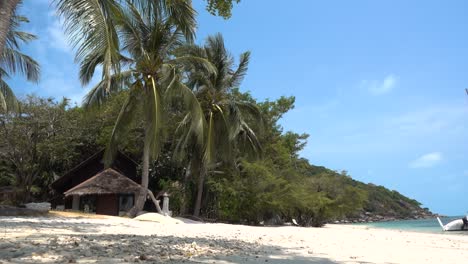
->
0, 0, 20, 55
180, 160, 191, 215
127, 128, 151, 217
193, 168, 205, 217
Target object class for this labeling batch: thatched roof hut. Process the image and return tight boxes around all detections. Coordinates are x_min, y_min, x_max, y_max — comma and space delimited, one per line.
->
0, 186, 15, 204
52, 149, 139, 195
64, 168, 142, 197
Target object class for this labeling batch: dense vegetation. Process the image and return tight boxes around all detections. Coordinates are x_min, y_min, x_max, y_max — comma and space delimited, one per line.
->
0, 91, 432, 226
0, 0, 432, 226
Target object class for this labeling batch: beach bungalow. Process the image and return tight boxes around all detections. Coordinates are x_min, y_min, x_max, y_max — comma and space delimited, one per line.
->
51, 150, 141, 216
0, 186, 15, 204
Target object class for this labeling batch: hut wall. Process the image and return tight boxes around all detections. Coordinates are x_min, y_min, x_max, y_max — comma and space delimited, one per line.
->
96, 194, 119, 216
72, 195, 80, 210
64, 197, 72, 209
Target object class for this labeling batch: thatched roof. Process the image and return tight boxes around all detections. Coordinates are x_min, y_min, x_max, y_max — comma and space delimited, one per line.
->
0, 186, 15, 193
52, 149, 138, 193
64, 168, 142, 196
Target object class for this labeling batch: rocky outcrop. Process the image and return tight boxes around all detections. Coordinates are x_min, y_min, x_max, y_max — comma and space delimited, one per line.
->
334, 207, 438, 224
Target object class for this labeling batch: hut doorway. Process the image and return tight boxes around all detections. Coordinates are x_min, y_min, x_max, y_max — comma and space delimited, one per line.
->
96, 194, 119, 216
119, 194, 134, 213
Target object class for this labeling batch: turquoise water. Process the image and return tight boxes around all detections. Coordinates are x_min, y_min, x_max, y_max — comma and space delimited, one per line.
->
361, 216, 467, 235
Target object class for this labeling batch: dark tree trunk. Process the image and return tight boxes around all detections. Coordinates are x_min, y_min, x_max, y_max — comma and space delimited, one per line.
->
0, 0, 20, 55
193, 168, 205, 217
127, 128, 150, 217
180, 160, 192, 215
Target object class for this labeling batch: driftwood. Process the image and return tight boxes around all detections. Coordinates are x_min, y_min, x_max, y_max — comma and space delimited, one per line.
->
127, 189, 165, 217
147, 189, 163, 214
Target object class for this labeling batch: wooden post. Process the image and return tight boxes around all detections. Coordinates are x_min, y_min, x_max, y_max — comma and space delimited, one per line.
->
162, 192, 170, 216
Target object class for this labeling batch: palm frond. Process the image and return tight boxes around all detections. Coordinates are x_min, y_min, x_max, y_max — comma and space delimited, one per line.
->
163, 0, 197, 42
203, 111, 215, 166
165, 68, 206, 146
238, 120, 262, 157
0, 77, 18, 112
6, 15, 36, 49
126, 0, 196, 40
227, 51, 250, 88
213, 107, 234, 164
205, 33, 232, 90
172, 113, 192, 161
167, 56, 217, 77
83, 70, 133, 109
103, 81, 142, 166
0, 11, 37, 112
234, 100, 263, 132
0, 47, 40, 82
55, 0, 123, 87
117, 1, 148, 58
146, 76, 164, 159
174, 44, 207, 59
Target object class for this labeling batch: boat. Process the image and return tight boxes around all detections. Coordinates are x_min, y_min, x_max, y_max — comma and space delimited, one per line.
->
437, 217, 468, 231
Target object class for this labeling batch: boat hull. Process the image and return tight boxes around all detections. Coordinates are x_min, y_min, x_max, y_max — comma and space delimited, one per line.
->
437, 217, 468, 231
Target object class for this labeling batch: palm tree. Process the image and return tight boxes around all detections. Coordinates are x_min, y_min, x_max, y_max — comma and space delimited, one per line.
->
56, 0, 213, 217
0, 13, 40, 111
174, 33, 262, 217
0, 0, 21, 56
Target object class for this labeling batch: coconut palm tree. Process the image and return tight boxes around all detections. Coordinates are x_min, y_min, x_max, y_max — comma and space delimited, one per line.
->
0, 13, 40, 112
55, 0, 213, 217
174, 33, 262, 217
0, 0, 21, 56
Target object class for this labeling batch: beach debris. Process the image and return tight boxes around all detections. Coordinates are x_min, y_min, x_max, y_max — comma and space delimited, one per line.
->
24, 202, 51, 211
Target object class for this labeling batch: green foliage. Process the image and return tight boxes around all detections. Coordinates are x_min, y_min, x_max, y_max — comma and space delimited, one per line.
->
0, 96, 89, 203
173, 34, 261, 216
0, 91, 430, 223
205, 0, 240, 19
191, 89, 368, 226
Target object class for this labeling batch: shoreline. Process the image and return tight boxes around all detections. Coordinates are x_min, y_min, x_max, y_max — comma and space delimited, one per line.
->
1, 213, 467, 263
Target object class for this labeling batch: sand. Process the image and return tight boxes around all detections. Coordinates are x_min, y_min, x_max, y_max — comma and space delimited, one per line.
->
0, 212, 467, 264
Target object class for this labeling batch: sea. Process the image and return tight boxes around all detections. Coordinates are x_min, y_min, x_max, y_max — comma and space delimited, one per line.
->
360, 216, 467, 235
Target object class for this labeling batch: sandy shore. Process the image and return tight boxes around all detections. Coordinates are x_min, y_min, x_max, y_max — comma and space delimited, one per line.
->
0, 212, 467, 264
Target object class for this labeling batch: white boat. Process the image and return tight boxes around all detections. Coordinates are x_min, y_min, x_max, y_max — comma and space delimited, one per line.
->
437, 217, 468, 231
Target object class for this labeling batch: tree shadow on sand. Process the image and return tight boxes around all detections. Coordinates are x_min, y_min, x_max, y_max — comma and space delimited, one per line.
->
0, 216, 110, 234
0, 232, 391, 264
0, 216, 397, 264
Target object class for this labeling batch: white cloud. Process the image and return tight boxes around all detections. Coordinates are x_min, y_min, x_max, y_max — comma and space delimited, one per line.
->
388, 105, 468, 135
37, 73, 89, 105
47, 18, 71, 53
361, 74, 398, 95
409, 152, 443, 168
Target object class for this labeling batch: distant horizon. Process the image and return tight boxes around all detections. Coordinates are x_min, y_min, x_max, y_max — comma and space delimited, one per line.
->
10, 0, 467, 215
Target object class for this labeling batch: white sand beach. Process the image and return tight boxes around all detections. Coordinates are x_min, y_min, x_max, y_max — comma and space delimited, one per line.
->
0, 212, 467, 264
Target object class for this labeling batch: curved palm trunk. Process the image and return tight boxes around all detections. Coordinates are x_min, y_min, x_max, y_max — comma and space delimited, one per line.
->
193, 168, 206, 217
128, 128, 151, 217
0, 0, 20, 55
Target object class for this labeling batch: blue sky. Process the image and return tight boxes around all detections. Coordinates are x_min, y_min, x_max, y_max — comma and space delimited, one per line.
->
10, 0, 468, 215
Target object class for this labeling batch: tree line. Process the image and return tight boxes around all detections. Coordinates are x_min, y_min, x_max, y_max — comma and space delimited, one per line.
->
1, 90, 427, 226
